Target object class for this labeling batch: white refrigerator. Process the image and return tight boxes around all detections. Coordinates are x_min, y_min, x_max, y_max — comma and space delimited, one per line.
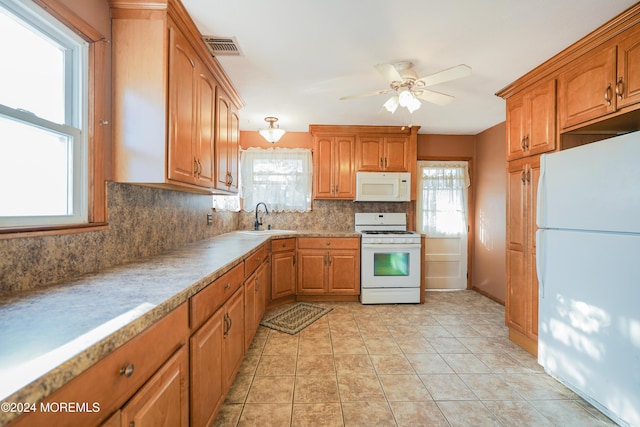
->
536, 131, 640, 427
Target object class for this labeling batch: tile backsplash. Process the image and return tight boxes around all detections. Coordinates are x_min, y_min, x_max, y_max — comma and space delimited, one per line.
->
238, 200, 409, 232
0, 185, 408, 295
0, 182, 237, 295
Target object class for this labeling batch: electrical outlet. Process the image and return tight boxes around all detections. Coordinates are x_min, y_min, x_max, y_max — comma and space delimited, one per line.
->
207, 213, 213, 226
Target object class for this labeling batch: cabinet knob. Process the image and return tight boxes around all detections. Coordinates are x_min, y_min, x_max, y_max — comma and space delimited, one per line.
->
224, 283, 231, 290
120, 363, 135, 378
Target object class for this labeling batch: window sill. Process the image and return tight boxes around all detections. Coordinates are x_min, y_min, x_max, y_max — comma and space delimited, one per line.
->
0, 223, 108, 239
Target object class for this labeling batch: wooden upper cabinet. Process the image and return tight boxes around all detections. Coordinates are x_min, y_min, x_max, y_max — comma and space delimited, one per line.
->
313, 135, 356, 199
356, 136, 383, 170
215, 91, 239, 193
167, 25, 197, 185
558, 43, 617, 129
195, 68, 217, 188
554, 19, 640, 130
110, 0, 243, 194
356, 136, 409, 171
616, 25, 640, 109
506, 94, 526, 160
506, 79, 556, 161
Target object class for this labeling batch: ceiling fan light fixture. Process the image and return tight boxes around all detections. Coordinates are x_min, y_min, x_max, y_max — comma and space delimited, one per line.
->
398, 90, 421, 113
258, 116, 286, 143
383, 95, 399, 113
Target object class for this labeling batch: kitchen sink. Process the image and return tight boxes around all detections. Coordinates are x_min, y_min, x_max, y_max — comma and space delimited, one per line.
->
237, 229, 296, 235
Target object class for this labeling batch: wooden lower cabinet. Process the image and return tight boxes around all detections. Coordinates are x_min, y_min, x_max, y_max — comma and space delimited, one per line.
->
271, 238, 296, 301
222, 288, 245, 394
244, 259, 270, 350
121, 346, 189, 427
189, 309, 224, 427
190, 286, 244, 427
296, 237, 360, 296
506, 156, 540, 355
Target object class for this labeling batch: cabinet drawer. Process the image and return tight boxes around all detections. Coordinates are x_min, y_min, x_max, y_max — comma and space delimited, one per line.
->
271, 238, 296, 252
244, 244, 270, 278
297, 237, 360, 250
190, 263, 244, 329
10, 304, 189, 427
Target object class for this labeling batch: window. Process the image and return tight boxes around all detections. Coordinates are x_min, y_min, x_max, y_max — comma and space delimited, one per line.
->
0, 0, 88, 228
417, 161, 470, 236
239, 148, 312, 211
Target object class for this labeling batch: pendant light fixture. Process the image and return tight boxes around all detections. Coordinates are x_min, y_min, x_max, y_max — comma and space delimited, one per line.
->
258, 116, 286, 143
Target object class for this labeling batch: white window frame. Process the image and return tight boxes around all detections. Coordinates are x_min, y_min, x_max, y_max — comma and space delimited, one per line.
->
0, 0, 88, 228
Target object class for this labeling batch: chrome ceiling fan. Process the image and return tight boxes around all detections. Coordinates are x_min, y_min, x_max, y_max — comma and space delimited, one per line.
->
339, 61, 471, 113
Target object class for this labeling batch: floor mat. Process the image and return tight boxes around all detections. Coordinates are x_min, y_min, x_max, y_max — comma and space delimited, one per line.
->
260, 302, 332, 335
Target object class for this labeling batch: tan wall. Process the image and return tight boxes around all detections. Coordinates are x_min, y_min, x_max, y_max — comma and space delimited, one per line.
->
240, 131, 312, 149
472, 122, 506, 303
417, 134, 476, 159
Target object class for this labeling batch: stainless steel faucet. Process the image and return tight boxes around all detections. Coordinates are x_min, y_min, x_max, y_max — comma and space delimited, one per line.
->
254, 202, 269, 230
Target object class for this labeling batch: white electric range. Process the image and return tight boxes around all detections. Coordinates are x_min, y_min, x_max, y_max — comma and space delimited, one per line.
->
355, 213, 421, 304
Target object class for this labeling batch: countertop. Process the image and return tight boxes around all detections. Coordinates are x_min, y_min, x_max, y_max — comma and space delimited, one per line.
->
0, 230, 359, 425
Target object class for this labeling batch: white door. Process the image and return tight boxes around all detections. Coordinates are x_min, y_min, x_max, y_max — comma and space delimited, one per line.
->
417, 161, 470, 290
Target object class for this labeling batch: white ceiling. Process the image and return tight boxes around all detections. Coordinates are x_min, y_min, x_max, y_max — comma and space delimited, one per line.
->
182, 0, 637, 135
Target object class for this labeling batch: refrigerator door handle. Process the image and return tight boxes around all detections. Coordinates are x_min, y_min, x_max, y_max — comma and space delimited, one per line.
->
536, 229, 545, 298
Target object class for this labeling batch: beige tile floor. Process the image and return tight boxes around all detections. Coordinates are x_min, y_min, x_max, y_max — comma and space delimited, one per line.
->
214, 291, 617, 427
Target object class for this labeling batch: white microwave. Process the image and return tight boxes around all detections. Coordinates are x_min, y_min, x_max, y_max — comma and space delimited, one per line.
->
355, 172, 411, 202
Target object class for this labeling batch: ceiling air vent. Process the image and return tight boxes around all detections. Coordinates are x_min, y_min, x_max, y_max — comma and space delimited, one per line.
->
202, 36, 242, 56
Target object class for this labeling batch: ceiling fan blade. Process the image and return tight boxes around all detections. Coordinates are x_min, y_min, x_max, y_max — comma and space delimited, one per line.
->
374, 63, 404, 83
339, 89, 391, 100
413, 89, 455, 105
417, 64, 472, 87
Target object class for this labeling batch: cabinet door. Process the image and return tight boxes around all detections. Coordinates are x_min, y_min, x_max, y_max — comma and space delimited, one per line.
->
216, 93, 230, 190
243, 271, 257, 350
228, 107, 240, 192
121, 346, 189, 427
356, 136, 384, 171
327, 251, 360, 294
223, 287, 244, 389
190, 310, 224, 427
527, 158, 540, 340
333, 136, 356, 198
527, 79, 556, 156
506, 160, 528, 335
271, 251, 296, 300
195, 67, 216, 188
616, 25, 640, 109
297, 250, 327, 293
314, 136, 335, 198
506, 93, 527, 161
256, 260, 270, 322
167, 25, 197, 185
383, 137, 409, 171
558, 43, 617, 129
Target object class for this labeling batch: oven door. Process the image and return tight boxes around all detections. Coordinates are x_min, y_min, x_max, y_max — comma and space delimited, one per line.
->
361, 243, 421, 288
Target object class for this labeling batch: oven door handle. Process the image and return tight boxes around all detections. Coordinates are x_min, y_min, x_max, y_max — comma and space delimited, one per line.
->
361, 243, 422, 249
